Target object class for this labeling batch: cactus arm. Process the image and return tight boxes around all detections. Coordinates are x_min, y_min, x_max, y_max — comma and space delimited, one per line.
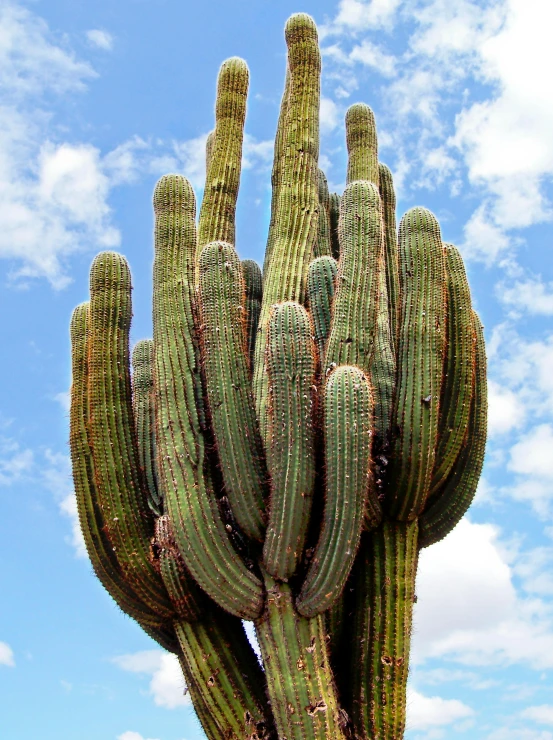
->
242, 259, 262, 368
254, 13, 321, 447
152, 174, 263, 620
323, 181, 383, 376
351, 521, 418, 740
69, 303, 179, 651
262, 65, 290, 277
198, 58, 249, 257
386, 208, 447, 521
87, 252, 174, 618
419, 311, 487, 548
313, 169, 332, 258
255, 573, 346, 740
263, 302, 316, 580
297, 366, 376, 617
132, 340, 163, 517
328, 192, 341, 260
306, 256, 337, 360
379, 163, 400, 344
430, 244, 475, 495
198, 241, 267, 540
345, 103, 378, 185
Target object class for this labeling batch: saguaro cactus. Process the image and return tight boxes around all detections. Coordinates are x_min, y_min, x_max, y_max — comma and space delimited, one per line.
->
69, 12, 487, 740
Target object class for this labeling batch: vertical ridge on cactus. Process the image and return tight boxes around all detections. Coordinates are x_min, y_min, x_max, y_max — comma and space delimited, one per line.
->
69, 12, 487, 740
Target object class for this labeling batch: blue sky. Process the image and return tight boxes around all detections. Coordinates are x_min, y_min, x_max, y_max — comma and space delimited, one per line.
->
0, 0, 552, 738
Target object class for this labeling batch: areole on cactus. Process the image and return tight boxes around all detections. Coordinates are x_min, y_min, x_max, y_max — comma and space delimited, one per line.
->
69, 11, 487, 740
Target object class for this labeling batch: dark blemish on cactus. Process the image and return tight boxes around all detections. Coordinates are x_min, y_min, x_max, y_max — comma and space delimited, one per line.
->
306, 637, 316, 653
422, 395, 432, 405
381, 655, 393, 666
413, 594, 418, 603
296, 657, 305, 670
245, 711, 253, 725
306, 700, 327, 716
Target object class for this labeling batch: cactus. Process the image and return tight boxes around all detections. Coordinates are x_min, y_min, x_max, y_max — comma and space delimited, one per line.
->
69, 12, 487, 740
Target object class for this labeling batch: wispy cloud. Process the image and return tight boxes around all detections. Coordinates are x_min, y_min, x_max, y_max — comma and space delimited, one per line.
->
113, 650, 189, 709
85, 29, 114, 51
0, 641, 15, 667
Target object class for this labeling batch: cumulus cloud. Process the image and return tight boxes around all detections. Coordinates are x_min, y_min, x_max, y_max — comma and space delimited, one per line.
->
117, 733, 160, 740
521, 706, 553, 726
406, 688, 474, 730
0, 641, 15, 667
413, 519, 553, 669
487, 379, 525, 437
113, 650, 189, 709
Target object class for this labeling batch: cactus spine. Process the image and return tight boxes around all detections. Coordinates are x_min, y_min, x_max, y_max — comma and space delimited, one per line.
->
69, 13, 487, 740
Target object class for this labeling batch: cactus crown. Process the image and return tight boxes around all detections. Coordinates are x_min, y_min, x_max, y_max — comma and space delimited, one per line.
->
69, 13, 487, 740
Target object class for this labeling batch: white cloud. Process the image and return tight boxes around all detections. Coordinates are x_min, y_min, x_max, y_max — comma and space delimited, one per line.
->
413, 519, 553, 670
406, 688, 474, 730
499, 277, 553, 316
117, 733, 160, 740
349, 40, 396, 76
0, 436, 33, 485
323, 0, 402, 35
522, 706, 553, 726
0, 2, 95, 97
320, 97, 340, 133
113, 650, 189, 709
0, 641, 15, 667
487, 379, 525, 437
509, 425, 553, 480
86, 30, 114, 51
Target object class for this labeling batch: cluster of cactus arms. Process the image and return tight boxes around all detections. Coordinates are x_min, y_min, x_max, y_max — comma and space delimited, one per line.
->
69, 13, 487, 740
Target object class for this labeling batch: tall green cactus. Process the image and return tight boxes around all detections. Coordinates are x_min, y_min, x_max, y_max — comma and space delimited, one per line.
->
69, 12, 487, 740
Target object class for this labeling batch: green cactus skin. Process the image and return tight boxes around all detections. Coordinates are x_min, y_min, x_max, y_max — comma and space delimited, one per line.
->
345, 103, 378, 186
430, 244, 475, 496
69, 303, 178, 652
132, 340, 163, 517
254, 13, 321, 449
198, 58, 249, 258
154, 514, 276, 739
314, 169, 332, 258
297, 366, 377, 618
370, 266, 396, 452
255, 573, 346, 740
324, 181, 382, 377
198, 241, 267, 541
262, 65, 290, 277
87, 251, 174, 619
328, 192, 341, 260
242, 259, 262, 368
176, 615, 274, 740
154, 516, 205, 622
379, 163, 400, 345
263, 302, 316, 580
205, 130, 215, 172
307, 256, 337, 360
152, 174, 263, 620
386, 208, 447, 521
351, 521, 418, 740
419, 312, 487, 548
